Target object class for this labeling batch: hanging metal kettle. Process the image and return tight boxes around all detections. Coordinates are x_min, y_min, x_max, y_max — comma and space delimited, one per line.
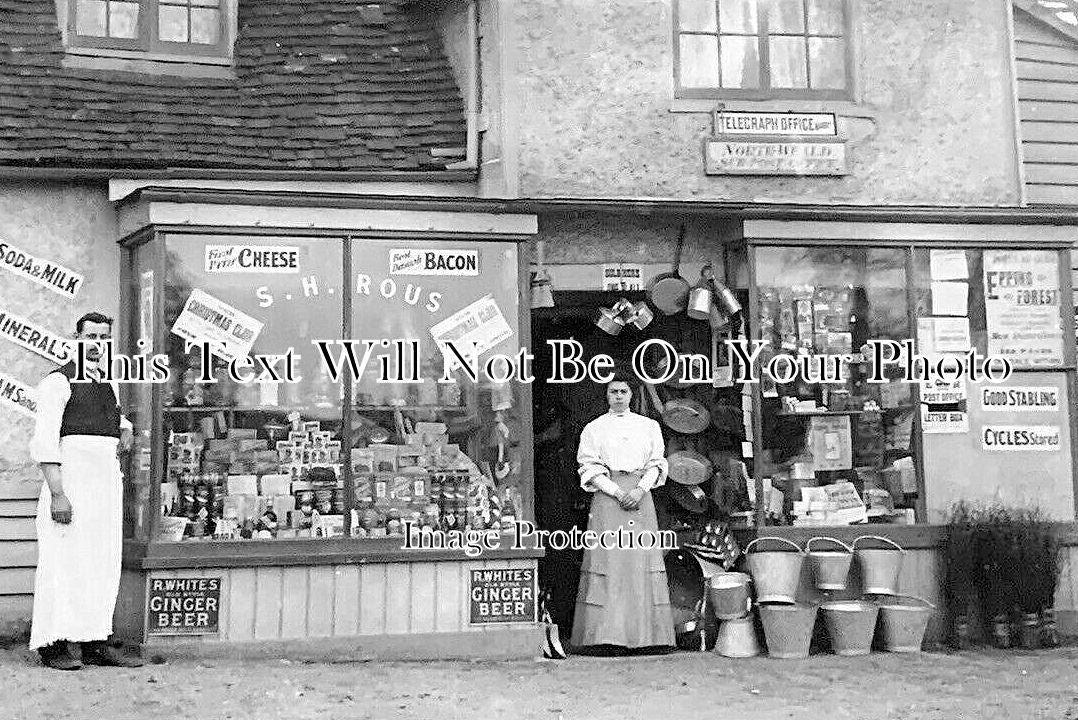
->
687, 264, 715, 321
594, 306, 624, 335
530, 240, 554, 309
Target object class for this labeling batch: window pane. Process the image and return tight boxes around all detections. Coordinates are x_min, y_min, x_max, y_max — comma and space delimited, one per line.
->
761, 0, 805, 33
158, 5, 189, 42
808, 0, 844, 35
754, 247, 919, 525
719, 0, 758, 33
809, 37, 846, 89
680, 0, 717, 32
192, 0, 220, 6
109, 1, 139, 39
191, 7, 220, 44
76, 0, 108, 36
721, 35, 761, 88
769, 36, 808, 87
679, 35, 720, 88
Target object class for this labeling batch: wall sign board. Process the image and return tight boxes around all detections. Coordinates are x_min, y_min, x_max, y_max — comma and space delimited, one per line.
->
704, 136, 847, 176
146, 576, 221, 635
713, 111, 837, 136
469, 568, 537, 624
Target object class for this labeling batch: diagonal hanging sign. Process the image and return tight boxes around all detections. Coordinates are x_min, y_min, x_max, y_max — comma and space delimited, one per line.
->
0, 240, 84, 299
0, 308, 72, 364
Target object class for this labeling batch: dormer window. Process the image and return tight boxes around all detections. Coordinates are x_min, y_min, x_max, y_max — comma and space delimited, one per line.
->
69, 0, 227, 55
59, 0, 234, 67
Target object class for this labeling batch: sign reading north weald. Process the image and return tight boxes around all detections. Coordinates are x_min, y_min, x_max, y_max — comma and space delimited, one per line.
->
469, 568, 537, 624
704, 137, 847, 176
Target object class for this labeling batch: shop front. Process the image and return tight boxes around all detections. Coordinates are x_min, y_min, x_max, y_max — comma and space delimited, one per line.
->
113, 190, 544, 659
527, 208, 1078, 642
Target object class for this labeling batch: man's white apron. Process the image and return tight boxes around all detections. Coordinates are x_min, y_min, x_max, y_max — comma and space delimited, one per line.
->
30, 435, 122, 650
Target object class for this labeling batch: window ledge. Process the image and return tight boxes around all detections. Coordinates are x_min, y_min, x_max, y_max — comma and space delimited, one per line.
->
62, 47, 235, 79
670, 97, 876, 120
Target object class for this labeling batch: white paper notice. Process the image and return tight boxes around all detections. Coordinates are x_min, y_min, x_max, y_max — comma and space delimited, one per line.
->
430, 294, 513, 370
921, 378, 966, 404
981, 425, 1061, 451
601, 264, 644, 291
920, 405, 969, 434
983, 250, 1063, 368
931, 281, 968, 316
930, 250, 968, 281
170, 289, 264, 362
916, 317, 935, 357
980, 386, 1060, 412
932, 317, 971, 352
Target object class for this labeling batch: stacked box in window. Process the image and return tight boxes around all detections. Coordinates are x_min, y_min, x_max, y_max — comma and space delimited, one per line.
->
852, 413, 885, 468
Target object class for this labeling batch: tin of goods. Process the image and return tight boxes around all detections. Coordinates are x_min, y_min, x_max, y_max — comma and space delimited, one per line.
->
331, 489, 344, 514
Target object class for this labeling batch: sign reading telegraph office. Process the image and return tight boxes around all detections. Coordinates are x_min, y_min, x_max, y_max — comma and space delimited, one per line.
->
705, 111, 847, 176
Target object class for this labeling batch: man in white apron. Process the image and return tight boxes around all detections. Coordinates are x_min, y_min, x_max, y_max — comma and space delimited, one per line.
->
29, 312, 143, 670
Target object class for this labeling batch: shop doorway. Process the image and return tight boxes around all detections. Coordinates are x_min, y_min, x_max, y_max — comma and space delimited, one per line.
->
530, 290, 741, 637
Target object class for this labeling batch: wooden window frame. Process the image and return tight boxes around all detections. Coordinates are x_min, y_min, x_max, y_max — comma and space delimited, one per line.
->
68, 0, 230, 58
673, 0, 855, 101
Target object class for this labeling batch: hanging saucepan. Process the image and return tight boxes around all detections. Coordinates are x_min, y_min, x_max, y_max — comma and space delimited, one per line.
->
708, 277, 742, 330
641, 342, 694, 390
647, 224, 690, 316
629, 301, 654, 330
668, 448, 714, 486
644, 382, 711, 434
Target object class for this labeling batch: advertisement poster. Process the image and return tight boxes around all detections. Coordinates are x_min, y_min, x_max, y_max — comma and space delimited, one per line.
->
205, 245, 300, 274
601, 263, 644, 291
146, 576, 221, 635
0, 308, 71, 364
980, 386, 1060, 412
981, 425, 1061, 451
430, 294, 513, 369
469, 568, 537, 624
983, 250, 1063, 368
390, 248, 479, 276
170, 289, 264, 362
808, 415, 852, 471
0, 372, 36, 417
139, 270, 154, 350
0, 240, 84, 299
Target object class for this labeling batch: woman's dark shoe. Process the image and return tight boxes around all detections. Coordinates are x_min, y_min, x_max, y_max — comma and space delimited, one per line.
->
81, 641, 145, 668
38, 641, 82, 671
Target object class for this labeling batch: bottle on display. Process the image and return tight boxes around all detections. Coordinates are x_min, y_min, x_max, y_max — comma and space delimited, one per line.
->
182, 367, 203, 406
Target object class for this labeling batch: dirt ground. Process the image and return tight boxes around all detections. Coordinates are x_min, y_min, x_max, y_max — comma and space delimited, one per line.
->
2, 645, 1078, 720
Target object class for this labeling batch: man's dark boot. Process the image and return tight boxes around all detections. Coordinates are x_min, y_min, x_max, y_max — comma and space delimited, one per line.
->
81, 641, 144, 668
38, 641, 82, 671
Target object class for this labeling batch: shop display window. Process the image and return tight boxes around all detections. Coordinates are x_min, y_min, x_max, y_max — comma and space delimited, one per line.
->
123, 233, 525, 544
753, 246, 918, 525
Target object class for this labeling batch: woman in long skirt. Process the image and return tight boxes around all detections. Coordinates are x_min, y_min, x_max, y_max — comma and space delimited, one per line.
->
571, 376, 674, 650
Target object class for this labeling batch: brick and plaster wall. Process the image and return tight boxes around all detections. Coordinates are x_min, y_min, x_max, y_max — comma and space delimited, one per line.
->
0, 181, 120, 632
507, 0, 1022, 205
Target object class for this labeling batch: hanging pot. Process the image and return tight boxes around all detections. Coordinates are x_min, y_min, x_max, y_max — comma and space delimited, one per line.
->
647, 224, 690, 315
667, 449, 713, 485
644, 382, 711, 434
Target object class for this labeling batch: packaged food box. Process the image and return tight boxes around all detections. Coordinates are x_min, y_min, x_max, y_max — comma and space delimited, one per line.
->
259, 473, 291, 496
396, 448, 423, 470
373, 473, 391, 505
370, 444, 397, 473
227, 428, 258, 440
389, 475, 413, 501
303, 421, 321, 435
289, 431, 309, 444
353, 475, 374, 503
238, 439, 269, 452
226, 474, 259, 496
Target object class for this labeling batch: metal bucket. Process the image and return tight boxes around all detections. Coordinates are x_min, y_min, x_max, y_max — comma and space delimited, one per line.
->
759, 603, 818, 659
854, 535, 905, 595
745, 536, 805, 604
713, 616, 760, 658
807, 536, 854, 591
877, 595, 934, 653
821, 600, 879, 656
708, 572, 752, 620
